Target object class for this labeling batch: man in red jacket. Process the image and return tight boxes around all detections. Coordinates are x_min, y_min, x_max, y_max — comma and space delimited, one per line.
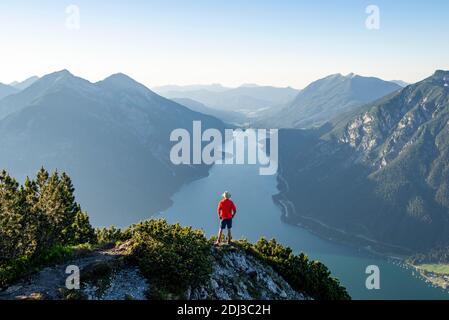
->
215, 191, 237, 245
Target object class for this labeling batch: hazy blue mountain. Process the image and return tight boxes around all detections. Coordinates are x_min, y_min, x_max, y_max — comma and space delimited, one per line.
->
391, 80, 409, 87
0, 70, 97, 120
239, 83, 261, 88
0, 70, 226, 227
153, 83, 228, 94
156, 84, 299, 115
276, 70, 449, 253
0, 83, 18, 100
172, 97, 247, 125
10, 76, 39, 90
257, 73, 401, 129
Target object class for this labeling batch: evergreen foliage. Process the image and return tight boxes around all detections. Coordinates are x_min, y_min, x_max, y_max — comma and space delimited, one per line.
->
0, 168, 94, 287
127, 219, 212, 298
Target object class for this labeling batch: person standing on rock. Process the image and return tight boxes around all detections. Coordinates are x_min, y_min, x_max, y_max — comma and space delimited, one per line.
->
215, 191, 237, 246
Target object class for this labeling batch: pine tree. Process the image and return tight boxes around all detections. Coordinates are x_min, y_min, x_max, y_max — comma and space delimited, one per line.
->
23, 176, 50, 255
70, 206, 96, 244
59, 172, 79, 243
0, 171, 25, 263
0, 168, 96, 270
36, 167, 49, 190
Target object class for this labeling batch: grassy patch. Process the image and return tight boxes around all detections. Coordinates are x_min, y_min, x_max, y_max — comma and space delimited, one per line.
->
417, 264, 449, 275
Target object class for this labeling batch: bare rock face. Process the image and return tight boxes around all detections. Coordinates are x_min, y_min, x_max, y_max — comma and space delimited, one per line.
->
188, 247, 305, 300
339, 70, 449, 170
82, 265, 148, 300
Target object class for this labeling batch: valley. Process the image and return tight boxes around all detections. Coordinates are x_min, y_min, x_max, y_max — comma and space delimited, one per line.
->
2, 69, 449, 299
161, 132, 449, 299
2, 0, 449, 304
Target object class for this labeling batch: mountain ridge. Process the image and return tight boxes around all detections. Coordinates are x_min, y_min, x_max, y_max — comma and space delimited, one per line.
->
156, 84, 299, 115
276, 70, 449, 252
9, 76, 39, 90
256, 73, 402, 129
0, 70, 226, 227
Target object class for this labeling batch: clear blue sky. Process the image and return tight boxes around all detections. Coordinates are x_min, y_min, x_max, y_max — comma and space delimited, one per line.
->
0, 0, 448, 88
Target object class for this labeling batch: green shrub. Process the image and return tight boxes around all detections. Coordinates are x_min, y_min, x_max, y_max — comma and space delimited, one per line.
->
128, 219, 212, 298
95, 225, 128, 245
236, 238, 350, 300
69, 210, 96, 245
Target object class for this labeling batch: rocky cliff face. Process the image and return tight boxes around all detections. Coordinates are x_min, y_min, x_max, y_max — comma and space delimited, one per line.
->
0, 244, 305, 300
338, 70, 449, 169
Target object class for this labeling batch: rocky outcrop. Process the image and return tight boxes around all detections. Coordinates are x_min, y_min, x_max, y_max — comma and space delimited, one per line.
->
189, 246, 305, 300
0, 245, 306, 300
0, 244, 149, 300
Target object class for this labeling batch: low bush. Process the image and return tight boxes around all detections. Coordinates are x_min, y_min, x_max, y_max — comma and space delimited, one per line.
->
95, 226, 129, 245
127, 219, 212, 298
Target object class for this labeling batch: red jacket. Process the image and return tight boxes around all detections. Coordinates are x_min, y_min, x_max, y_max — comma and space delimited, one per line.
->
218, 198, 236, 220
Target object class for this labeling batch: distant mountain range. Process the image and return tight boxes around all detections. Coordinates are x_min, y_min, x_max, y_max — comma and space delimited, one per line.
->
256, 73, 402, 129
154, 84, 299, 116
390, 80, 409, 88
154, 84, 228, 93
171, 97, 246, 125
276, 70, 449, 253
9, 76, 40, 90
0, 68, 434, 252
0, 70, 225, 227
0, 76, 40, 100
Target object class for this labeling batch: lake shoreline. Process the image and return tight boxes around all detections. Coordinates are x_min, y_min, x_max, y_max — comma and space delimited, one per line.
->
272, 192, 411, 260
273, 179, 449, 293
161, 149, 449, 299
410, 264, 449, 291
273, 170, 412, 257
